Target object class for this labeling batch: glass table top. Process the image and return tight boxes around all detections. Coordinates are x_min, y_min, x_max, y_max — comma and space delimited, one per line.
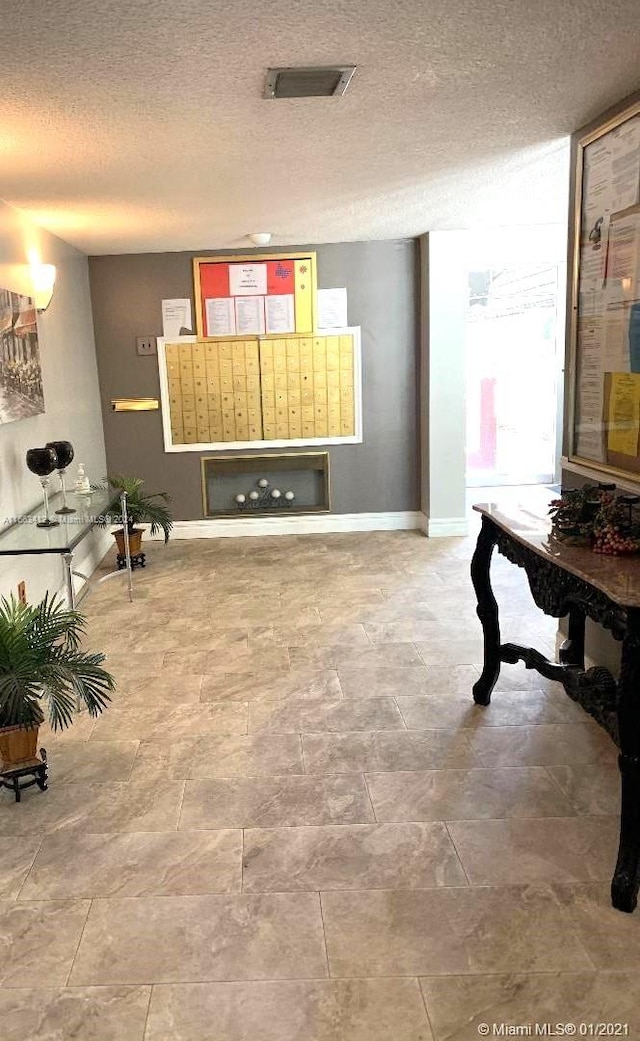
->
0, 489, 113, 556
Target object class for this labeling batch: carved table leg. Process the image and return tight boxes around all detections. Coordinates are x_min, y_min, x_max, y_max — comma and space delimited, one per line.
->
559, 604, 586, 667
471, 516, 501, 705
611, 608, 640, 913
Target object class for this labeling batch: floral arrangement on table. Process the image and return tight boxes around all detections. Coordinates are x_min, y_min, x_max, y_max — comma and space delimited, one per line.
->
549, 484, 640, 555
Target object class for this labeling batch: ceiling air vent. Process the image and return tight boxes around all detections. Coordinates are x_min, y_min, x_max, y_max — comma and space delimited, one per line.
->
264, 66, 356, 99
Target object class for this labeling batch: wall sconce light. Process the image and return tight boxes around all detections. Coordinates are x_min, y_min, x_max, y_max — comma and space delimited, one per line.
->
110, 398, 159, 412
30, 262, 57, 312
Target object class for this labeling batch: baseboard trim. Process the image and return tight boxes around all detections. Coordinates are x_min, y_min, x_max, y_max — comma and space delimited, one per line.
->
426, 516, 469, 537
146, 511, 424, 540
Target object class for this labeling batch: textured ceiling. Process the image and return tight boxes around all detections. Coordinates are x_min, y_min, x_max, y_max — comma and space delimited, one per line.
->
1, 0, 639, 255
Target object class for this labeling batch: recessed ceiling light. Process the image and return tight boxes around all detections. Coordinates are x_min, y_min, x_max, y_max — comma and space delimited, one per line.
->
264, 66, 356, 100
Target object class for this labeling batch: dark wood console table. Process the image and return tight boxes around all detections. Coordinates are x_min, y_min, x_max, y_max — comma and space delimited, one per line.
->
471, 502, 640, 914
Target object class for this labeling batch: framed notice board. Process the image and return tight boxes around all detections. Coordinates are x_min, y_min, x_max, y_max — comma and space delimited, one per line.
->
157, 330, 362, 453
566, 92, 640, 480
193, 252, 318, 339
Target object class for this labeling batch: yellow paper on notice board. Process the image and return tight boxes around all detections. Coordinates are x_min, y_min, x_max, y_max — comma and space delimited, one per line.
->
607, 372, 640, 455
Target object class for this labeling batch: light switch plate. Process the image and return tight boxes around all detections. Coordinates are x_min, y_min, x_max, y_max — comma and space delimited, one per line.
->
137, 336, 157, 356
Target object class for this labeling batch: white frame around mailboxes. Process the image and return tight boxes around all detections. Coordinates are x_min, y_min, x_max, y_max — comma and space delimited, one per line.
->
157, 328, 363, 453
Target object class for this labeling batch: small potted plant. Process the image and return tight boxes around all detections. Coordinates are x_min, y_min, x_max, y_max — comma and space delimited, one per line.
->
0, 593, 115, 770
100, 474, 173, 564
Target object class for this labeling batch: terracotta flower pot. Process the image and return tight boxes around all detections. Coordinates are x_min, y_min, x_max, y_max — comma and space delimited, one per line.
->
113, 528, 143, 557
0, 725, 40, 769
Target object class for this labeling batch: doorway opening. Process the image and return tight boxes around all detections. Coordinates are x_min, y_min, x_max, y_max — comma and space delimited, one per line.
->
466, 260, 564, 490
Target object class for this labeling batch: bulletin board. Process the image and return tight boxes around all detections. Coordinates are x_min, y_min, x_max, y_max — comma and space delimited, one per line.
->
566, 92, 640, 480
157, 330, 362, 452
193, 252, 317, 339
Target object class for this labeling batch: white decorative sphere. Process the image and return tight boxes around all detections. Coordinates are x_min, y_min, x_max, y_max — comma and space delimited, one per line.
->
271, 488, 281, 498
284, 491, 295, 501
235, 493, 246, 503
258, 478, 269, 488
249, 490, 259, 500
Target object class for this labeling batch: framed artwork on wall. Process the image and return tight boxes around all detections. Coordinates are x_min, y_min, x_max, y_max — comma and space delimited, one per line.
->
0, 287, 44, 425
193, 252, 318, 339
566, 91, 640, 481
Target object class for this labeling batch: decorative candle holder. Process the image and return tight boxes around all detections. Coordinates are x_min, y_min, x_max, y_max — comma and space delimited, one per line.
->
26, 447, 60, 528
235, 478, 295, 511
45, 440, 75, 514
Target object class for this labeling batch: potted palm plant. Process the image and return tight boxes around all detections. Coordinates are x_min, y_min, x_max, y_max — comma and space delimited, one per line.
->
101, 474, 173, 565
0, 593, 114, 770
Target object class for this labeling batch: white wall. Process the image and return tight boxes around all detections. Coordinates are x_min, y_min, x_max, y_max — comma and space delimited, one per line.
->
0, 199, 108, 603
419, 231, 469, 535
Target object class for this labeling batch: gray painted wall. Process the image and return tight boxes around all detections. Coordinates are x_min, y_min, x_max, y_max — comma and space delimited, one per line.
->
88, 240, 419, 519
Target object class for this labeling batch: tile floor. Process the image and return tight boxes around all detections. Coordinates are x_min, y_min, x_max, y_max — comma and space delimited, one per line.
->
1, 528, 637, 1040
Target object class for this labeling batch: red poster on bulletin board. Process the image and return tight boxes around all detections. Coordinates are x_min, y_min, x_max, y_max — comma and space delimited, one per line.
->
193, 253, 317, 339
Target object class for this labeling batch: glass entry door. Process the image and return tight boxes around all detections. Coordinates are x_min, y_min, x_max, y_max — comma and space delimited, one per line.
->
466, 264, 562, 487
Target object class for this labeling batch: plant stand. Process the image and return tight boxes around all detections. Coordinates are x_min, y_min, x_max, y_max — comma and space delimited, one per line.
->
117, 551, 145, 570
0, 749, 48, 803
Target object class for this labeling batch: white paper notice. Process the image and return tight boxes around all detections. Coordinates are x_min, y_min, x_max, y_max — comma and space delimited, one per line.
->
576, 315, 606, 462
318, 288, 348, 329
235, 296, 265, 335
265, 294, 295, 334
162, 299, 193, 338
229, 263, 267, 296
206, 298, 236, 337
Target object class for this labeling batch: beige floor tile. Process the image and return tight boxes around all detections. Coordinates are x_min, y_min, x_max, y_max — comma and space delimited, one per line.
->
242, 822, 466, 892
546, 762, 621, 815
200, 668, 342, 703
319, 604, 439, 625
0, 986, 151, 1041
0, 899, 90, 987
251, 624, 371, 647
89, 701, 248, 741
397, 689, 588, 729
143, 733, 305, 779
331, 643, 425, 668
467, 723, 617, 767
414, 638, 486, 666
139, 628, 249, 652
20, 829, 242, 899
102, 652, 166, 677
120, 673, 205, 701
303, 730, 474, 773
249, 698, 405, 733
179, 775, 375, 829
420, 972, 640, 1041
40, 710, 97, 742
366, 767, 576, 822
337, 666, 472, 699
447, 817, 620, 885
490, 665, 564, 693
321, 886, 592, 977
145, 978, 432, 1041
0, 836, 41, 898
45, 740, 139, 783
0, 781, 185, 836
363, 621, 443, 643
552, 883, 640, 969
160, 649, 272, 674
69, 893, 328, 984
